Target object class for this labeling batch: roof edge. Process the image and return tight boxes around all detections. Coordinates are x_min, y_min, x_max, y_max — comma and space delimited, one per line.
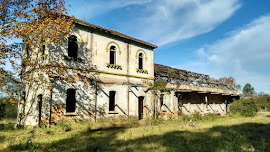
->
74, 19, 158, 49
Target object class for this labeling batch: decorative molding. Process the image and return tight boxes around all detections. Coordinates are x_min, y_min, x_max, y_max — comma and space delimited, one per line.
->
106, 41, 121, 55
135, 49, 148, 61
66, 30, 84, 46
62, 55, 83, 62
136, 68, 148, 74
24, 64, 155, 80
106, 63, 122, 70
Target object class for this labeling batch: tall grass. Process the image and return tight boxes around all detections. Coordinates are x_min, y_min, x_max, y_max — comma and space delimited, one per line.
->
0, 113, 270, 151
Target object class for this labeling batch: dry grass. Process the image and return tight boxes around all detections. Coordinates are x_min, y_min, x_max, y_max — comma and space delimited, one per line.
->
0, 113, 270, 152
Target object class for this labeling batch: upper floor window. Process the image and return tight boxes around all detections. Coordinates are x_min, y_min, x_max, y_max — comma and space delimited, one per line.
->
41, 45, 45, 56
109, 46, 116, 64
68, 35, 78, 58
25, 45, 29, 57
138, 53, 143, 69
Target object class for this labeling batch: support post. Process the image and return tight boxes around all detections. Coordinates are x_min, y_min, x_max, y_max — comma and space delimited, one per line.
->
95, 82, 97, 122
127, 86, 130, 116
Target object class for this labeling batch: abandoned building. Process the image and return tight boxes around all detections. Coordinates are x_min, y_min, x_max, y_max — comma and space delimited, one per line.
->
18, 18, 240, 126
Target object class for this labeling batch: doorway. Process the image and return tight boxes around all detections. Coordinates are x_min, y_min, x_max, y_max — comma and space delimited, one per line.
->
138, 96, 144, 120
37, 94, 42, 126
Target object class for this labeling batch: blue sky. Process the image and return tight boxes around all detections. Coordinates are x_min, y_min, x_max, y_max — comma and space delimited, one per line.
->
67, 0, 270, 93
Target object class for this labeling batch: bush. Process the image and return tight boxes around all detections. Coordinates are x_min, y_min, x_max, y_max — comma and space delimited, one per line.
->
254, 95, 270, 110
190, 111, 202, 121
229, 98, 258, 117
0, 98, 17, 119
56, 120, 72, 132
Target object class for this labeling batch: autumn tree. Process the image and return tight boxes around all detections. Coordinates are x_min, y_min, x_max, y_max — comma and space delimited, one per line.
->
218, 76, 241, 91
0, 0, 74, 101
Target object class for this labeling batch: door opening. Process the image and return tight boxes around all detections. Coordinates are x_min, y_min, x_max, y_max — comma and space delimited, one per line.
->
138, 96, 144, 120
37, 94, 42, 126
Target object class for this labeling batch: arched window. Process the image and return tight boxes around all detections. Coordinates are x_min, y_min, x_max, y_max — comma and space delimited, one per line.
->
68, 35, 78, 58
138, 53, 143, 69
109, 46, 116, 64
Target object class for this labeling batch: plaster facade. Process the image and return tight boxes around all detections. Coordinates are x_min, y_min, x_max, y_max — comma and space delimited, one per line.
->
18, 19, 239, 126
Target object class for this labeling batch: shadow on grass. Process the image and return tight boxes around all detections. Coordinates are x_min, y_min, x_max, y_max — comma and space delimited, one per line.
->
3, 123, 270, 152
0, 123, 16, 131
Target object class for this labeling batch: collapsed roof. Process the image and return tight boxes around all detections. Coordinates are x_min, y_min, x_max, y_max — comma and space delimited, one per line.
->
154, 64, 237, 91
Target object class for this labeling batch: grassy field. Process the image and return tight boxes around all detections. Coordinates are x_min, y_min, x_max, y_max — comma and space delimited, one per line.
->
0, 113, 270, 152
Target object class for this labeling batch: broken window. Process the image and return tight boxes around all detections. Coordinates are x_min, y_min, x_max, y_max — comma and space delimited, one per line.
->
66, 89, 76, 113
68, 35, 78, 58
109, 46, 116, 64
109, 91, 116, 111
138, 53, 143, 69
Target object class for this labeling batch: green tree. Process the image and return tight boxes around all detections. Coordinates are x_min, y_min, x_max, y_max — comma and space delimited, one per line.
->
242, 83, 255, 96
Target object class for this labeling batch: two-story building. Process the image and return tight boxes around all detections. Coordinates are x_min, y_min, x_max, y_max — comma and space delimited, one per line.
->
18, 18, 239, 126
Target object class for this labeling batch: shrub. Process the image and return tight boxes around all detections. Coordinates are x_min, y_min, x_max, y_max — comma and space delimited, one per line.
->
127, 116, 139, 127
229, 98, 258, 117
0, 98, 17, 119
254, 95, 270, 110
191, 111, 202, 121
56, 120, 72, 132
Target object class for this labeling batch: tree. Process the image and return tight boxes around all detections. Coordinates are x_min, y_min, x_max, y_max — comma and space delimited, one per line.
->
242, 83, 255, 96
0, 0, 74, 101
218, 76, 241, 90
145, 69, 176, 118
146, 80, 169, 118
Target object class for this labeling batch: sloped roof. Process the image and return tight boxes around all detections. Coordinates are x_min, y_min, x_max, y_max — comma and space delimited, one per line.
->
74, 18, 158, 49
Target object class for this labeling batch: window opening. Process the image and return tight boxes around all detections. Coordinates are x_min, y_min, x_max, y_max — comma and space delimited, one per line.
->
41, 45, 45, 56
25, 45, 29, 57
37, 94, 42, 125
138, 53, 143, 69
160, 94, 164, 107
109, 46, 116, 64
66, 89, 76, 112
109, 91, 116, 111
68, 35, 78, 58
22, 91, 26, 113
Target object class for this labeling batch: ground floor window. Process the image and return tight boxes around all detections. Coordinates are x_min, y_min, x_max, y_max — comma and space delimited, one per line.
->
109, 91, 116, 111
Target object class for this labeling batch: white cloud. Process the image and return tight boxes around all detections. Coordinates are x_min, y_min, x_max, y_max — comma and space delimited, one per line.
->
131, 0, 241, 46
67, 0, 153, 19
177, 14, 270, 93
68, 0, 240, 46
